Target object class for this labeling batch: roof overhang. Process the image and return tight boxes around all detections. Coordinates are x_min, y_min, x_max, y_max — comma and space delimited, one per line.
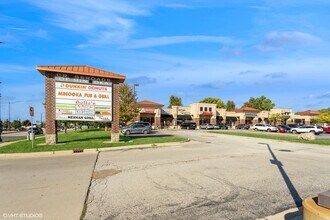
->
37, 65, 126, 83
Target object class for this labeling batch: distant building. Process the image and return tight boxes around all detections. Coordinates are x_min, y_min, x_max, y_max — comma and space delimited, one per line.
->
136, 100, 320, 128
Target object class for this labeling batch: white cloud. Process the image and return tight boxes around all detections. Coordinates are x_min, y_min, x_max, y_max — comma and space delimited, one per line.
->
124, 35, 237, 49
0, 64, 33, 74
308, 92, 330, 99
256, 31, 322, 52
264, 72, 288, 79
265, 31, 321, 46
126, 76, 157, 85
163, 4, 194, 9
220, 46, 242, 56
26, 0, 149, 46
29, 29, 49, 39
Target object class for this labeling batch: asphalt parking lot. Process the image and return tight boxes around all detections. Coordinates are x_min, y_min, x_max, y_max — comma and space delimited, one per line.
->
84, 129, 330, 220
1, 132, 27, 141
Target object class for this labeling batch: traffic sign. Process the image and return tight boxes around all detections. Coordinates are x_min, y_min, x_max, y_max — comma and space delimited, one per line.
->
29, 106, 34, 117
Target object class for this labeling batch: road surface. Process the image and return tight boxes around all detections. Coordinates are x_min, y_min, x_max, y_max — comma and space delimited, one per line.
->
84, 129, 330, 220
0, 153, 97, 220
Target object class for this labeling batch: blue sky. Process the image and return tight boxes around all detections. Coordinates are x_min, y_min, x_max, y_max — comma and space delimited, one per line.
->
1, 0, 330, 121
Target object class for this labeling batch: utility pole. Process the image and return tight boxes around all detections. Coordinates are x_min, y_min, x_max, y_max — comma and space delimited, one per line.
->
8, 102, 10, 130
0, 81, 2, 121
40, 113, 42, 125
133, 83, 139, 96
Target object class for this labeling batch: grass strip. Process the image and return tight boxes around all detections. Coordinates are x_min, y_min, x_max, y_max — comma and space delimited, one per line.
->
0, 129, 187, 154
209, 131, 330, 146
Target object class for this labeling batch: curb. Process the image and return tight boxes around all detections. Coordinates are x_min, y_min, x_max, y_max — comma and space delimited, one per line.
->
0, 139, 190, 159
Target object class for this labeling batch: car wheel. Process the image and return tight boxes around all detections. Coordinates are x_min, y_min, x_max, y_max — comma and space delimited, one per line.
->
187, 126, 190, 130
143, 130, 148, 134
292, 130, 297, 134
310, 130, 315, 134
125, 130, 130, 135
267, 129, 271, 132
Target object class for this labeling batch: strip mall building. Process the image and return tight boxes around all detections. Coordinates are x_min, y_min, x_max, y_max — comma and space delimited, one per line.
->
136, 100, 320, 128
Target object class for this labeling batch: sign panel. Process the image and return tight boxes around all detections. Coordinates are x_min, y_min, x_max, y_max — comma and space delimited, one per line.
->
29, 106, 34, 117
142, 108, 155, 113
54, 73, 113, 86
55, 81, 112, 121
245, 112, 258, 117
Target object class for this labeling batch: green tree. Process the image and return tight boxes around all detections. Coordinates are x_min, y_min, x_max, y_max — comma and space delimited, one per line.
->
22, 119, 31, 127
119, 83, 139, 123
269, 113, 285, 125
11, 120, 21, 129
168, 95, 182, 108
243, 96, 275, 111
226, 100, 236, 111
200, 97, 225, 108
3, 120, 9, 130
313, 112, 330, 123
319, 107, 330, 113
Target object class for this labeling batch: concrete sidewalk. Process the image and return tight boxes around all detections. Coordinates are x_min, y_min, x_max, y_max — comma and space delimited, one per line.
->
0, 153, 97, 220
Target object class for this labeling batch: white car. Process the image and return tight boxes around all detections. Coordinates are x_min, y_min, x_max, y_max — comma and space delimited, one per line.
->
253, 124, 278, 132
290, 125, 323, 135
200, 124, 214, 129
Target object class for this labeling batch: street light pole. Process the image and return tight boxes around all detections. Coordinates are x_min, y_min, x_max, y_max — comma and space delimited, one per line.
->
8, 102, 10, 130
0, 81, 2, 121
133, 83, 139, 95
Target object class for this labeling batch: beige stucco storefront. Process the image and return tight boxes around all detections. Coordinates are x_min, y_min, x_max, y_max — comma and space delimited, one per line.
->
136, 100, 320, 128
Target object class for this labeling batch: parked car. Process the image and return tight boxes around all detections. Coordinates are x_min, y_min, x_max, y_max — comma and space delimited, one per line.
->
323, 126, 330, 134
16, 127, 26, 131
132, 122, 151, 128
287, 124, 299, 128
236, 124, 250, 129
290, 125, 323, 135
253, 124, 278, 132
180, 122, 197, 130
121, 124, 151, 135
200, 124, 214, 129
213, 123, 228, 130
27, 127, 43, 135
277, 125, 291, 133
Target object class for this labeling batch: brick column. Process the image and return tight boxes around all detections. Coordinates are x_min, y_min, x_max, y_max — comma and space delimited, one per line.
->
45, 73, 58, 145
155, 117, 161, 127
111, 81, 120, 142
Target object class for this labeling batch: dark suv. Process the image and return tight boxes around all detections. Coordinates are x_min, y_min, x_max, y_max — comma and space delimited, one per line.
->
236, 124, 250, 129
180, 122, 197, 130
